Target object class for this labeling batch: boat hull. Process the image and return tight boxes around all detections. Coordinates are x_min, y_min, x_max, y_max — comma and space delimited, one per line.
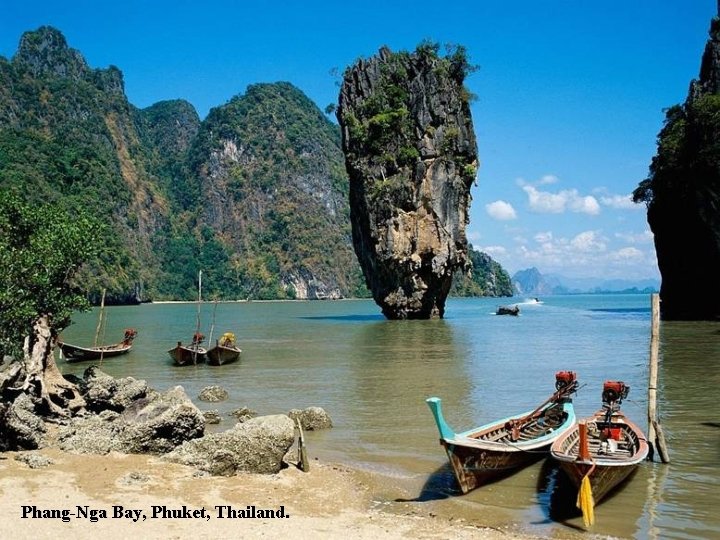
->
440, 438, 546, 493
550, 412, 649, 504
206, 345, 241, 366
168, 345, 207, 366
60, 343, 132, 362
427, 397, 576, 494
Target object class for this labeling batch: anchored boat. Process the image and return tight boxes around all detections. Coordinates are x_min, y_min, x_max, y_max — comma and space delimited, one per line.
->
550, 380, 649, 527
426, 371, 578, 494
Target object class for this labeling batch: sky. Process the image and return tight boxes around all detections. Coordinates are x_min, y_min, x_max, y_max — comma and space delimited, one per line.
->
1, 0, 716, 281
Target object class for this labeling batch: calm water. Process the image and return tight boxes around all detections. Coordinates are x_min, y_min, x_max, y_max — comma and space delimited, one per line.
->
57, 295, 719, 539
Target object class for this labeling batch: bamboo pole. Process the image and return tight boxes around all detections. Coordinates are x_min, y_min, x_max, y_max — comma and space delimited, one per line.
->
93, 289, 106, 347
648, 293, 670, 463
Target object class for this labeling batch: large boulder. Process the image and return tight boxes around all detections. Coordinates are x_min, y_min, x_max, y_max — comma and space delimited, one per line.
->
82, 366, 149, 412
58, 386, 205, 454
163, 414, 295, 475
337, 44, 478, 319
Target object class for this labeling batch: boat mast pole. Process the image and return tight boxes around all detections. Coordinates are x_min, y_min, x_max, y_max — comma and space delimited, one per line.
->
93, 288, 106, 347
193, 270, 202, 364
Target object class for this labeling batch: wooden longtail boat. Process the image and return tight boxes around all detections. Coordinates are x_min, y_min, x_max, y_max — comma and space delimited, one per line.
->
168, 332, 207, 366
550, 381, 649, 525
207, 332, 242, 366
59, 329, 137, 362
496, 305, 520, 316
426, 371, 578, 494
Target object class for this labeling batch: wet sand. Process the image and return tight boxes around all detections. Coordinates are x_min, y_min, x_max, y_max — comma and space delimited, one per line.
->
0, 448, 542, 540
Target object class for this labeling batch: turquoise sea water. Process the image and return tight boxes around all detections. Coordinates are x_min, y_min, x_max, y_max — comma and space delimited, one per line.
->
57, 295, 719, 539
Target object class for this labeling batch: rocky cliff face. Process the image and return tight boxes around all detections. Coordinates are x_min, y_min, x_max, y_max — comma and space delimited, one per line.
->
337, 45, 478, 319
182, 82, 359, 300
633, 16, 720, 320
0, 26, 170, 304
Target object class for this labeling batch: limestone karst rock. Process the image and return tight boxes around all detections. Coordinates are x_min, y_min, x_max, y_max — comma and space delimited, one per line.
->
633, 15, 720, 320
337, 44, 478, 319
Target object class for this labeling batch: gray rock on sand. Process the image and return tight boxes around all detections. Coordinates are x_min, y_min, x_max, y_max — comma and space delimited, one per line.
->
59, 385, 205, 454
163, 414, 295, 476
0, 393, 47, 451
287, 406, 333, 430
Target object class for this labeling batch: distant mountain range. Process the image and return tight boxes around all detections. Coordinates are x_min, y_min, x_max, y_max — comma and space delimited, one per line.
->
511, 267, 659, 296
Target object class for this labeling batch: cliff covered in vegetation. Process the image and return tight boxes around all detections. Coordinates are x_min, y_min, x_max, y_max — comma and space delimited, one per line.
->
1, 28, 507, 303
633, 15, 720, 320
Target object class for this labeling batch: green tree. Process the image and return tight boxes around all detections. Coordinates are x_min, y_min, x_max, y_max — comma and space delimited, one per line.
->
0, 193, 99, 416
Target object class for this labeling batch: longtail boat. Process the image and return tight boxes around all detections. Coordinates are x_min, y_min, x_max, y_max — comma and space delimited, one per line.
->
496, 305, 520, 316
550, 380, 649, 527
426, 371, 578, 494
59, 329, 137, 362
207, 332, 242, 366
168, 332, 207, 366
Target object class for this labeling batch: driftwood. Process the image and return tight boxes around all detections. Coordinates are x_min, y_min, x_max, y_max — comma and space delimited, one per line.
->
1, 315, 85, 418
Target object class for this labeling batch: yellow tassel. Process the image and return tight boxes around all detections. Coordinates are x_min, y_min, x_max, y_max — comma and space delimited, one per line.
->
576, 474, 595, 527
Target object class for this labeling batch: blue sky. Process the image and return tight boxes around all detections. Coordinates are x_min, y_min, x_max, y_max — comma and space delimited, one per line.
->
1, 0, 716, 280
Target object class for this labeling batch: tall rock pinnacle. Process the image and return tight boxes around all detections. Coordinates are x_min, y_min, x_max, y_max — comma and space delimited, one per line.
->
337, 44, 478, 319
633, 13, 720, 320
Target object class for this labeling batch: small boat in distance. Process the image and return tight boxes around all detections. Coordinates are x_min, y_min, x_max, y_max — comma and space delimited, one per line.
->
59, 329, 137, 362
496, 304, 520, 316
426, 371, 578, 494
207, 332, 242, 366
550, 380, 649, 527
168, 332, 207, 366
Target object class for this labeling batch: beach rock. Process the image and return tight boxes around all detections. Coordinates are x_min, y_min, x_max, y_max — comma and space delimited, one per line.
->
203, 410, 221, 424
229, 406, 258, 423
57, 413, 122, 454
287, 406, 333, 430
14, 452, 54, 469
337, 44, 478, 319
118, 386, 205, 453
58, 386, 205, 455
633, 15, 720, 320
0, 394, 47, 451
163, 414, 295, 475
198, 385, 228, 402
82, 366, 149, 412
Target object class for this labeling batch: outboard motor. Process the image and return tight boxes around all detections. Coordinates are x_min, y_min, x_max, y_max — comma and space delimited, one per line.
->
602, 380, 629, 406
555, 371, 577, 391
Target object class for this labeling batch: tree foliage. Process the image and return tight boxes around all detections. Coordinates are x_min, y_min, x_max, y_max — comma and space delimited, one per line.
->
0, 193, 99, 357
450, 246, 513, 297
633, 96, 720, 207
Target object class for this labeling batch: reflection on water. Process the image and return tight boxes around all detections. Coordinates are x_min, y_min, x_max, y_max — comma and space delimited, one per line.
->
56, 296, 719, 539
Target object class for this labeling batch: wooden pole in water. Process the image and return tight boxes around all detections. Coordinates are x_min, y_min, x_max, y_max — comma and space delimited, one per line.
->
648, 293, 670, 463
93, 288, 106, 347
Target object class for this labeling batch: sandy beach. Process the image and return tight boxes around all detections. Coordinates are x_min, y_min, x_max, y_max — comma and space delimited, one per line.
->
0, 447, 546, 540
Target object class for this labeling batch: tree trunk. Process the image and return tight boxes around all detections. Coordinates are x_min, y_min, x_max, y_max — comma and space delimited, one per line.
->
1, 314, 85, 417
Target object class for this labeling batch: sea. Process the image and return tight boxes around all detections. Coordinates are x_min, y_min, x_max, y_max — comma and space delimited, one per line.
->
56, 294, 720, 539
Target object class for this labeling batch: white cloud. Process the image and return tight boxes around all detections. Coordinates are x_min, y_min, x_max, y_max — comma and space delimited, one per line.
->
485, 200, 517, 220
609, 247, 644, 261
534, 231, 553, 243
615, 230, 654, 244
480, 245, 507, 257
600, 194, 642, 210
570, 231, 607, 252
522, 186, 600, 215
538, 174, 559, 185
569, 195, 601, 215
